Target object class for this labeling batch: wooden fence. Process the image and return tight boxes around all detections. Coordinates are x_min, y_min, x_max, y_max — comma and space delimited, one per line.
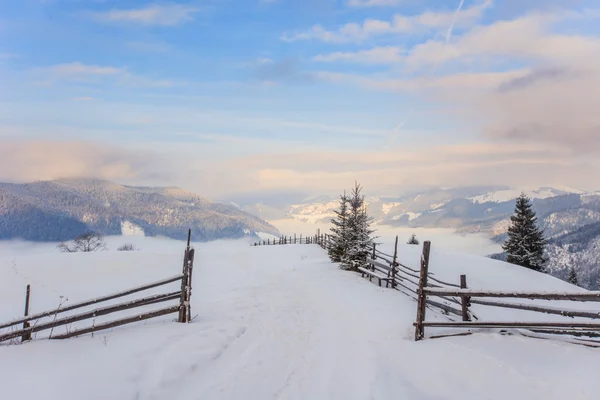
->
0, 230, 196, 344
253, 230, 329, 247
412, 241, 600, 344
254, 231, 600, 345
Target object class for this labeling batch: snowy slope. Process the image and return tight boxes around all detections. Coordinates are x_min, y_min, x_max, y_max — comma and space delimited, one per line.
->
468, 187, 583, 204
1, 237, 599, 400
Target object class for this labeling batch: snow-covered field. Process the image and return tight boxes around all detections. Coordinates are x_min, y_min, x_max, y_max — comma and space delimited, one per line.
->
1, 237, 599, 400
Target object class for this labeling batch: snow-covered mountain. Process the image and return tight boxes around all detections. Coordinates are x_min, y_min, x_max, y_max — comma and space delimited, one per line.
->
0, 178, 279, 242
239, 186, 600, 238
468, 187, 584, 204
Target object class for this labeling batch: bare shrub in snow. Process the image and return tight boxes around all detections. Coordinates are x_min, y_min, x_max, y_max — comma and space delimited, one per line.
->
58, 232, 106, 253
117, 243, 136, 251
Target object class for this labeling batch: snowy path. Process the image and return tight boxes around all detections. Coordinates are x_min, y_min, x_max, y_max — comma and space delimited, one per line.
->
139, 245, 427, 400
1, 240, 600, 400
130, 244, 600, 400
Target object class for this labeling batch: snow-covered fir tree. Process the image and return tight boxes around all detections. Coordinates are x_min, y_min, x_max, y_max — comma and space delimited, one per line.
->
502, 193, 548, 272
407, 233, 419, 245
328, 192, 350, 263
567, 266, 579, 286
342, 182, 375, 271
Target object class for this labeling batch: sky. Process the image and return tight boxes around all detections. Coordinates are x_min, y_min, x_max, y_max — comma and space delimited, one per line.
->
1, 0, 599, 200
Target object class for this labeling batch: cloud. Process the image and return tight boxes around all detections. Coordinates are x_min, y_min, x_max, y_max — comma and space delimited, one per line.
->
347, 0, 405, 7
317, 69, 529, 93
48, 62, 124, 76
126, 41, 171, 53
314, 8, 600, 154
404, 12, 600, 69
34, 62, 185, 88
399, 11, 600, 152
478, 67, 600, 152
92, 3, 199, 26
282, 0, 492, 43
254, 58, 317, 83
3, 136, 596, 199
0, 140, 168, 184
313, 46, 403, 64
221, 140, 598, 196
496, 67, 574, 92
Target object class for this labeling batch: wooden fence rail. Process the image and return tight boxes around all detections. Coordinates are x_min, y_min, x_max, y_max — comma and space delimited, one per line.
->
413, 240, 600, 342
423, 288, 600, 302
0, 274, 184, 331
0, 230, 196, 344
253, 231, 331, 249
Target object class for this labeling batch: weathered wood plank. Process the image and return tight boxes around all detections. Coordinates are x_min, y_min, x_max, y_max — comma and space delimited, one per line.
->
418, 321, 600, 328
460, 275, 470, 322
424, 288, 600, 301
22, 284, 31, 342
0, 292, 181, 343
469, 298, 600, 319
415, 241, 431, 341
0, 275, 184, 330
51, 305, 180, 340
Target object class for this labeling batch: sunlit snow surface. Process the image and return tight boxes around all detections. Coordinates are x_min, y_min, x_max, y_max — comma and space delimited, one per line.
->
1, 236, 599, 400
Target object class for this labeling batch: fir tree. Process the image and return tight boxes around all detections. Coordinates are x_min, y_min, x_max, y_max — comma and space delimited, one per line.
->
567, 266, 579, 286
342, 182, 375, 271
502, 193, 548, 272
407, 233, 419, 245
328, 192, 350, 263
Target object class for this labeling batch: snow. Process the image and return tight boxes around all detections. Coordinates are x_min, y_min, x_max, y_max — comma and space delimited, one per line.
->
391, 212, 422, 221
468, 187, 581, 204
1, 237, 600, 399
381, 202, 402, 214
429, 201, 447, 210
121, 220, 145, 236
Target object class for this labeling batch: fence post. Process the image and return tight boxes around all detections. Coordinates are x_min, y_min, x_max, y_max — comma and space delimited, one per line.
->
460, 275, 471, 322
391, 236, 398, 289
178, 247, 190, 323
22, 284, 31, 342
185, 249, 195, 323
372, 243, 376, 260
415, 241, 431, 341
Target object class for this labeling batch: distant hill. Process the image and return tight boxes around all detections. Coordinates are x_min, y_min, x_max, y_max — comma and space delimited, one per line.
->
0, 179, 279, 242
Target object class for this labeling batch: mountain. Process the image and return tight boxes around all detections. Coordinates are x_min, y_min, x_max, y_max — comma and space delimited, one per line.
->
0, 179, 279, 242
545, 222, 600, 290
237, 186, 599, 238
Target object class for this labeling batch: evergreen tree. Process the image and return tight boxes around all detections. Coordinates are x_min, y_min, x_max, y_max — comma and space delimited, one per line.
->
342, 182, 375, 271
567, 266, 579, 286
502, 193, 548, 272
407, 233, 419, 245
328, 192, 349, 263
